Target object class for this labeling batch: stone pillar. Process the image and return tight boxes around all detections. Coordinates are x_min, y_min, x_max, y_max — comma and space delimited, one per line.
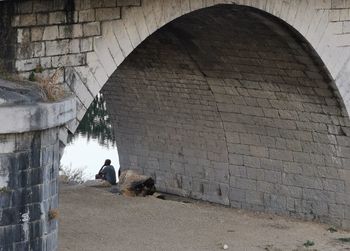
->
0, 129, 60, 250
0, 91, 76, 250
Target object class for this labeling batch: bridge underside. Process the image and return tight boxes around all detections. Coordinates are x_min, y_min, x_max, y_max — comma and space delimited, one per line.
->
103, 5, 350, 227
1, 2, 350, 250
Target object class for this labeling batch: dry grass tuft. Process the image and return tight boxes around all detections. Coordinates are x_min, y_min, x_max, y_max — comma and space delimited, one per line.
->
59, 166, 85, 184
37, 67, 66, 101
48, 209, 59, 220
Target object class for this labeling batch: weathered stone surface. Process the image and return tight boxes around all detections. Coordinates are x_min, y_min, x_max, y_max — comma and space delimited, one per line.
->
1, 0, 349, 117
102, 5, 350, 230
2, 0, 350, 249
0, 128, 61, 251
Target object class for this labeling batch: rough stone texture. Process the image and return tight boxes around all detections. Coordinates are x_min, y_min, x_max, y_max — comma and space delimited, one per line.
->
0, 1, 15, 72
102, 6, 350, 229
1, 0, 350, 249
0, 0, 349, 131
0, 77, 76, 134
0, 128, 61, 251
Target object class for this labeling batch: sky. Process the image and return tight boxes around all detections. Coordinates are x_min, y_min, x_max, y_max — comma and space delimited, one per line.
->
60, 134, 120, 181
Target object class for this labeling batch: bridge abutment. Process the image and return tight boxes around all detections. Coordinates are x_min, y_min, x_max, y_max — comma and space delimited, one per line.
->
1, 128, 60, 250
0, 77, 75, 250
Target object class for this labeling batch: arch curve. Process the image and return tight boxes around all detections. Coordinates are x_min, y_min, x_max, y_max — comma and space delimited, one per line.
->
90, 3, 350, 227
65, 1, 350, 131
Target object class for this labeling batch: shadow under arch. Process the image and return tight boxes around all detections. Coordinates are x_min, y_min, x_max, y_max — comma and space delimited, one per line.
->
71, 1, 350, 131
99, 3, 350, 228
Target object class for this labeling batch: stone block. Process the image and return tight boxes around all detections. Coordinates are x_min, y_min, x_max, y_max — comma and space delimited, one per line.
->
33, 42, 45, 57
31, 27, 45, 41
260, 158, 283, 171
332, 0, 350, 8
269, 149, 293, 161
15, 58, 40, 71
69, 39, 80, 53
42, 26, 59, 41
310, 154, 325, 165
226, 132, 239, 143
246, 190, 264, 205
243, 156, 260, 168
246, 167, 264, 180
83, 22, 101, 37
283, 162, 302, 174
96, 0, 117, 7
49, 11, 66, 24
228, 153, 243, 165
260, 136, 276, 148
264, 170, 282, 183
293, 152, 311, 163
227, 144, 250, 155
58, 24, 83, 39
342, 219, 350, 230
117, 0, 141, 6
234, 177, 257, 191
229, 187, 246, 202
283, 174, 323, 189
275, 184, 302, 198
45, 40, 69, 56
19, 14, 36, 26
17, 28, 30, 43
80, 37, 93, 52
285, 139, 302, 151
96, 7, 121, 21
79, 9, 95, 22
40, 57, 52, 68
33, 1, 52, 12
206, 182, 229, 205
240, 133, 260, 145
264, 193, 287, 211
16, 1, 33, 14
229, 165, 247, 179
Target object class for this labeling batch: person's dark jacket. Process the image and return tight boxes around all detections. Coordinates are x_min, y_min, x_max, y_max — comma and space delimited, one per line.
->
100, 165, 116, 185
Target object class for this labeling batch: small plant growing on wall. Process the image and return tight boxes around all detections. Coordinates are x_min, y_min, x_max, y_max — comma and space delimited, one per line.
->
28, 71, 36, 81
0, 187, 10, 193
48, 209, 59, 220
35, 64, 43, 73
27, 65, 68, 101
38, 67, 66, 101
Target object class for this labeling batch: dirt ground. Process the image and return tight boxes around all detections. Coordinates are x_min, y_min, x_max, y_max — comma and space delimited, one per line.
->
58, 184, 350, 251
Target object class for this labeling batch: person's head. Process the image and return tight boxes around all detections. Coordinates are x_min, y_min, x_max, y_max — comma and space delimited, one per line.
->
104, 159, 111, 166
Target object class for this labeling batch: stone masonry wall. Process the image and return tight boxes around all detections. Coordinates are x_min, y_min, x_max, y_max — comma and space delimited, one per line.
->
0, 1, 15, 72
0, 128, 61, 250
1, 0, 350, 129
9, 0, 141, 80
103, 6, 350, 228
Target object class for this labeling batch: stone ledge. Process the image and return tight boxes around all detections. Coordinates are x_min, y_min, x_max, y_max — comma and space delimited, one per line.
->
0, 95, 76, 134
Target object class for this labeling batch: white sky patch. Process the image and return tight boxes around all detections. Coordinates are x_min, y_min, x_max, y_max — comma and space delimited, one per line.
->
0, 164, 9, 188
61, 135, 120, 181
0, 175, 9, 189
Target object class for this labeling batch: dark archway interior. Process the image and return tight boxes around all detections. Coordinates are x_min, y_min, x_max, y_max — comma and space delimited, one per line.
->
102, 5, 350, 225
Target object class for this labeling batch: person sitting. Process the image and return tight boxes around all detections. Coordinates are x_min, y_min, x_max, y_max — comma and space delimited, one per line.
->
96, 159, 116, 185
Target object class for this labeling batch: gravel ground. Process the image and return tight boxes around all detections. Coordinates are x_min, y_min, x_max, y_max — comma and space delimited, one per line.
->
59, 184, 350, 251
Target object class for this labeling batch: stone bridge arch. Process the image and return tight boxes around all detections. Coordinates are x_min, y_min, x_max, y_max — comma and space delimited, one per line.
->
1, 0, 350, 250
74, 0, 350, 131
99, 2, 350, 226
3, 0, 350, 225
5, 0, 350, 129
